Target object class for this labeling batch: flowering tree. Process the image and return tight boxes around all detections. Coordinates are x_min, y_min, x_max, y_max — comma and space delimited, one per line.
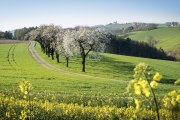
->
61, 29, 76, 67
29, 24, 63, 63
68, 27, 109, 72
42, 24, 62, 60
55, 28, 65, 63
29, 25, 48, 54
29, 25, 109, 72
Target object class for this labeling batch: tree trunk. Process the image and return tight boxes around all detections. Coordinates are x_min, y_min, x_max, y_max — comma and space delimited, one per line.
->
45, 47, 48, 55
41, 45, 45, 53
66, 57, 69, 67
51, 48, 54, 60
48, 47, 50, 57
82, 55, 86, 72
42, 43, 46, 53
56, 52, 60, 63
79, 43, 86, 72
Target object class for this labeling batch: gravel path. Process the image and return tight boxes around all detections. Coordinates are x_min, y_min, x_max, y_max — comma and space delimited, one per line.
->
28, 41, 127, 83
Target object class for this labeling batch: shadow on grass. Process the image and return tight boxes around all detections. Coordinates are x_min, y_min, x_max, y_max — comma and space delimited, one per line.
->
86, 55, 135, 79
160, 78, 177, 84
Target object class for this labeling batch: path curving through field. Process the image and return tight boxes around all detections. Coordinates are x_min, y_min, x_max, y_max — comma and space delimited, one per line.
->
28, 41, 127, 83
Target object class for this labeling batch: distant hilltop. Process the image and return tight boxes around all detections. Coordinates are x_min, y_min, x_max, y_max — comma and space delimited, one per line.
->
94, 21, 180, 34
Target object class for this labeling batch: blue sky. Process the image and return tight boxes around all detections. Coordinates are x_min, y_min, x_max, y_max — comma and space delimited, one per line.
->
0, 0, 180, 31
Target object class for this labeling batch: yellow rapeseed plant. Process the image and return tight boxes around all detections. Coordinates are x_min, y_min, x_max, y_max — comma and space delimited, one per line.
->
19, 80, 33, 99
127, 63, 163, 120
163, 90, 180, 109
150, 80, 158, 88
19, 110, 27, 120
153, 72, 162, 81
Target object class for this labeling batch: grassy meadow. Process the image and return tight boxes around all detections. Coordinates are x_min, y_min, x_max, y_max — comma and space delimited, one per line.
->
0, 42, 179, 95
128, 27, 180, 51
0, 42, 180, 119
0, 43, 128, 95
35, 42, 180, 84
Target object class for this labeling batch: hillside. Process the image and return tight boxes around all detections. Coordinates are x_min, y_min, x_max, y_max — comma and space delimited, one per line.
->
96, 22, 165, 34
97, 23, 180, 53
128, 27, 180, 59
128, 27, 180, 51
96, 22, 133, 32
35, 42, 180, 83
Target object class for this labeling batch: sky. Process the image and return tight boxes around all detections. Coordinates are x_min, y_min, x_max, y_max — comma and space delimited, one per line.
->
0, 0, 180, 31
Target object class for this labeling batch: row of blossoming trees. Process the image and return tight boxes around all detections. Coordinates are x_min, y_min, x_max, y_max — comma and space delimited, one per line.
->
28, 24, 109, 72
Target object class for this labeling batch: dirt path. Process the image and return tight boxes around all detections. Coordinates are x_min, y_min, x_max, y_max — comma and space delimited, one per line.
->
28, 41, 127, 83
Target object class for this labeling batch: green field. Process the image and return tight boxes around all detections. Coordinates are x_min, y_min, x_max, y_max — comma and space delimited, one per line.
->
0, 42, 180, 119
128, 27, 180, 51
0, 42, 179, 96
35, 42, 180, 82
0, 43, 128, 95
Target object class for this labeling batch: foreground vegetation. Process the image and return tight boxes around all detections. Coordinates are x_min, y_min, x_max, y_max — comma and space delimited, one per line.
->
0, 60, 179, 119
1, 91, 179, 120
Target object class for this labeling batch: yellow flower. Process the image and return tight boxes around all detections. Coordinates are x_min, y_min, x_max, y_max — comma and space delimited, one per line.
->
23, 95, 27, 99
127, 79, 136, 91
134, 83, 141, 95
138, 79, 148, 88
142, 87, 150, 97
153, 72, 162, 81
19, 85, 24, 92
150, 81, 158, 88
171, 99, 176, 106
6, 111, 10, 118
19, 80, 33, 96
176, 95, 180, 102
134, 99, 141, 109
168, 90, 177, 96
129, 79, 136, 87
20, 110, 27, 120
24, 91, 28, 95
163, 90, 180, 109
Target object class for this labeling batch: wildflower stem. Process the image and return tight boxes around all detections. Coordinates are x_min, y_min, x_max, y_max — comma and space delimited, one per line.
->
145, 71, 160, 120
149, 84, 160, 120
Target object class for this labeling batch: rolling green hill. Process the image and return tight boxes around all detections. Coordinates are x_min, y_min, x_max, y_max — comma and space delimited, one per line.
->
0, 42, 179, 96
128, 27, 180, 51
35, 42, 180, 83
97, 23, 133, 32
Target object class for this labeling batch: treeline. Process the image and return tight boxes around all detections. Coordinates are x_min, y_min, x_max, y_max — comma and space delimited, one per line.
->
105, 35, 176, 61
28, 25, 175, 62
166, 22, 179, 27
98, 22, 158, 35
0, 31, 13, 39
14, 27, 36, 40
0, 27, 36, 40
1, 24, 175, 62
122, 23, 158, 34
28, 25, 109, 72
